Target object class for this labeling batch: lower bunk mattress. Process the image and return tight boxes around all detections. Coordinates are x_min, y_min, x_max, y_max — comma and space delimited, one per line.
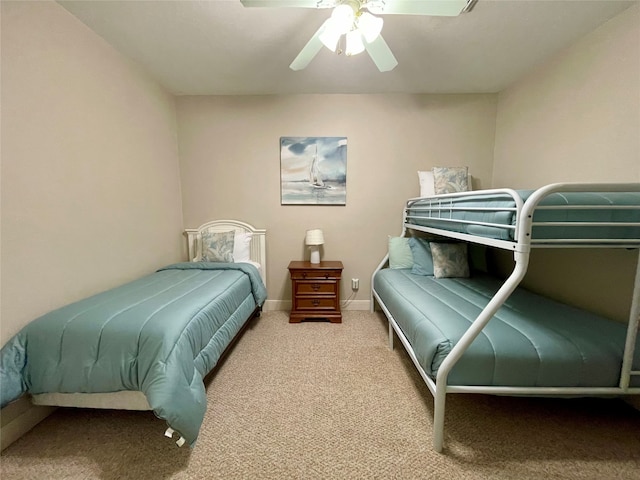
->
373, 268, 640, 388
0, 262, 267, 447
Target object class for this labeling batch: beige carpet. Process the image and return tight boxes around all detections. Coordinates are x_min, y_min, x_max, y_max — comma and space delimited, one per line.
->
1, 311, 639, 479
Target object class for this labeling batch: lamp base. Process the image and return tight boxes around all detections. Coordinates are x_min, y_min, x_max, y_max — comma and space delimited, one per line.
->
309, 247, 321, 264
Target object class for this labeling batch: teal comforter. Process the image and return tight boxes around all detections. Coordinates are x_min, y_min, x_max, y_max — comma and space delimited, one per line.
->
374, 268, 640, 387
0, 262, 267, 447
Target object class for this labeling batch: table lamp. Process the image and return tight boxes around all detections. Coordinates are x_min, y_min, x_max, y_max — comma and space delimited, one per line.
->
305, 229, 324, 264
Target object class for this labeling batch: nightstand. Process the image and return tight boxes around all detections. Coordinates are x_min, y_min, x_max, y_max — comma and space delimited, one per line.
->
288, 261, 343, 323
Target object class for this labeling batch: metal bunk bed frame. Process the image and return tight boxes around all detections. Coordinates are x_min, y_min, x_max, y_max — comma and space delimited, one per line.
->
371, 182, 640, 453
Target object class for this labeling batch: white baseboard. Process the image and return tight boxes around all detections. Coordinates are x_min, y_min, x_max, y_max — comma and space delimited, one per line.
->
1, 396, 56, 451
341, 300, 371, 310
263, 299, 289, 311
263, 299, 371, 312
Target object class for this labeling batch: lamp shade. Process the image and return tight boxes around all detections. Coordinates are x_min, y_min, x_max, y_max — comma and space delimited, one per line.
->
320, 3, 356, 52
305, 229, 325, 246
345, 30, 365, 56
357, 12, 383, 43
319, 25, 342, 52
330, 4, 355, 34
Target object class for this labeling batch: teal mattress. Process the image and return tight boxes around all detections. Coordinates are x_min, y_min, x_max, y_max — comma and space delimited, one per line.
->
373, 268, 640, 387
405, 191, 640, 242
0, 262, 267, 447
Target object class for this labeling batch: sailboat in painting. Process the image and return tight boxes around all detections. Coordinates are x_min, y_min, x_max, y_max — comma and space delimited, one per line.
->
309, 145, 331, 189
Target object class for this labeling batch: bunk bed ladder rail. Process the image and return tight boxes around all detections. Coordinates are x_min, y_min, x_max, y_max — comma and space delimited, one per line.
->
432, 249, 530, 453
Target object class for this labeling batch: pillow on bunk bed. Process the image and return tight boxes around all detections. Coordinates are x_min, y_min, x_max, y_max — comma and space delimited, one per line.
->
202, 230, 235, 262
431, 242, 470, 278
432, 166, 470, 194
388, 236, 413, 269
408, 237, 434, 276
418, 170, 436, 197
418, 167, 472, 196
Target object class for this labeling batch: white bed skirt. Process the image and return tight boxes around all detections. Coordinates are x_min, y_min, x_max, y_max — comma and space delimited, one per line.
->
31, 391, 151, 410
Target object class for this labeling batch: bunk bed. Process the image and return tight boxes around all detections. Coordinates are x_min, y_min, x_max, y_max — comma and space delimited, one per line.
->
0, 219, 267, 448
371, 183, 640, 452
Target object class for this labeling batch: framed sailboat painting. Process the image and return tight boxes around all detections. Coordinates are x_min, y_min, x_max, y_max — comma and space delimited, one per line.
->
280, 136, 347, 205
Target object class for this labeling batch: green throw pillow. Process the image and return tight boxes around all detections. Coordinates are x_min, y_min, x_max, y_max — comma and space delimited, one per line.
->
388, 236, 413, 269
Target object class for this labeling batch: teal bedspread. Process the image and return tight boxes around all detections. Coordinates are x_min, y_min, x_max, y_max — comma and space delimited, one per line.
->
0, 262, 267, 447
374, 268, 640, 388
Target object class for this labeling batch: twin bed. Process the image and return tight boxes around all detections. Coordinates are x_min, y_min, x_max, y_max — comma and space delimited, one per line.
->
372, 182, 640, 452
0, 220, 267, 448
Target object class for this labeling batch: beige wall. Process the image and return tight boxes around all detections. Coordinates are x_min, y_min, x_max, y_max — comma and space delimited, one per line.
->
492, 4, 640, 321
1, 1, 184, 343
177, 94, 497, 306
494, 4, 639, 188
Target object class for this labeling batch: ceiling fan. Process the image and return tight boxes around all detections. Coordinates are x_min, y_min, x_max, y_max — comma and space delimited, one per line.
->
240, 1, 476, 72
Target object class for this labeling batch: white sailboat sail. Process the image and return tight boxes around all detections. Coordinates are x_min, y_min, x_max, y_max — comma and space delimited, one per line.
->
309, 145, 325, 188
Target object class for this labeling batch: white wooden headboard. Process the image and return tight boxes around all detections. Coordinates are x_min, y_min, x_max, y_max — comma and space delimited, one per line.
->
184, 220, 267, 288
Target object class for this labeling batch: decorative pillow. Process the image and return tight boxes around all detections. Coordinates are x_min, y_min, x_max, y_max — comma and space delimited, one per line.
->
233, 231, 253, 263
417, 171, 436, 197
431, 243, 470, 278
408, 237, 434, 276
432, 166, 470, 194
201, 230, 235, 263
388, 236, 413, 269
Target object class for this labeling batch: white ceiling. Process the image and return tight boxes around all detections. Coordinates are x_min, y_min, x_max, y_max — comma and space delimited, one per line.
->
57, 0, 636, 96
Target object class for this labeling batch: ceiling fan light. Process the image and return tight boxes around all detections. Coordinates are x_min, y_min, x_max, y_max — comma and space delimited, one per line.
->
319, 22, 342, 52
357, 12, 383, 43
331, 4, 355, 34
345, 30, 365, 56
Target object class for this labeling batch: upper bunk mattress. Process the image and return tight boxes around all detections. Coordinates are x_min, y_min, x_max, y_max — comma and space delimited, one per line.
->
373, 268, 640, 388
0, 262, 267, 446
405, 190, 640, 242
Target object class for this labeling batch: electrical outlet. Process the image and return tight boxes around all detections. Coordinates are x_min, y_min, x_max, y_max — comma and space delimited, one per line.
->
351, 278, 359, 290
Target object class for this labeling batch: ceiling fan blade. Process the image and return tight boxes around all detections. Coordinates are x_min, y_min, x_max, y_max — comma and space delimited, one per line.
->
289, 20, 330, 70
240, 0, 334, 8
363, 34, 398, 72
365, 0, 470, 16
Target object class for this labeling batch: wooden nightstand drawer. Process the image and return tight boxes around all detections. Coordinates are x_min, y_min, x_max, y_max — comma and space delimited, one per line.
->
294, 281, 337, 295
294, 297, 339, 310
290, 269, 342, 280
288, 260, 343, 323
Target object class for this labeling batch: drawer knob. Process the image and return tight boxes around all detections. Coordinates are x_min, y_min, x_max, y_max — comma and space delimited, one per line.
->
312, 299, 320, 306
312, 284, 320, 291
302, 272, 307, 278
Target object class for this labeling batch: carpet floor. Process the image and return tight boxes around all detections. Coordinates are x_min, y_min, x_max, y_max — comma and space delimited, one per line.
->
1, 310, 639, 479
